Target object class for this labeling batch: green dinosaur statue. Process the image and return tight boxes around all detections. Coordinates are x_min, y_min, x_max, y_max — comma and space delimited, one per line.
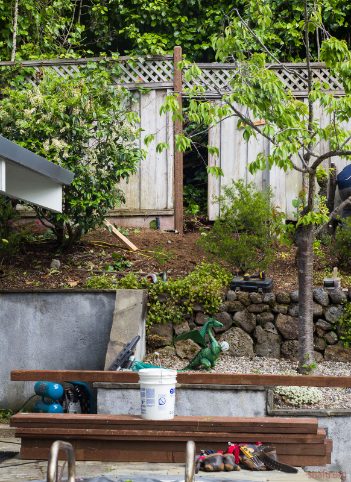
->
184, 330, 229, 370
175, 317, 229, 370
174, 317, 223, 347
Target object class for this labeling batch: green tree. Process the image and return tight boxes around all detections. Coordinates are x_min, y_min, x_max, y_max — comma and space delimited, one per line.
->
161, 0, 351, 373
0, 61, 143, 248
0, 0, 85, 60
2, 0, 351, 62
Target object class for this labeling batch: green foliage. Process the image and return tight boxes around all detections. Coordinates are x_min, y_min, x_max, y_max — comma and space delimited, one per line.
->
0, 408, 13, 424
335, 301, 351, 348
335, 218, 351, 267
85, 262, 231, 328
3, 0, 351, 62
0, 196, 24, 259
151, 247, 174, 266
0, 61, 143, 248
199, 181, 284, 273
105, 253, 132, 272
85, 275, 116, 290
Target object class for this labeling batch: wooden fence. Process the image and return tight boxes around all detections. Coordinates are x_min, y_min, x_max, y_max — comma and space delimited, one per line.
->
0, 51, 347, 225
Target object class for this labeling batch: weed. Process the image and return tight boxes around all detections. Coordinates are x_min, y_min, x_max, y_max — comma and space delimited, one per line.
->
151, 247, 174, 266
0, 409, 13, 424
105, 252, 132, 271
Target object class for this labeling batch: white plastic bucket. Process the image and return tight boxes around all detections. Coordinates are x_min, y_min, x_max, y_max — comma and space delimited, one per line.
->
139, 368, 177, 420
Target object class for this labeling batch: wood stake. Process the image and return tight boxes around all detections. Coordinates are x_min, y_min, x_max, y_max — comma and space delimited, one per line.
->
104, 220, 138, 251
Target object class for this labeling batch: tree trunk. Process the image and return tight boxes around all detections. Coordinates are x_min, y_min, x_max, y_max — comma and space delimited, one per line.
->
11, 0, 19, 62
296, 223, 315, 373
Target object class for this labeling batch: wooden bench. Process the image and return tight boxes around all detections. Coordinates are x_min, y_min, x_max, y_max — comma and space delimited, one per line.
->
11, 413, 332, 466
10, 369, 343, 466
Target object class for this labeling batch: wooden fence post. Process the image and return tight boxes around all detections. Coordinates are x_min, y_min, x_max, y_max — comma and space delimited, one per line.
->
173, 46, 183, 234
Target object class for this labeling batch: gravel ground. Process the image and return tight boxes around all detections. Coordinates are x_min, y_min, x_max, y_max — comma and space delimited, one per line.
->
144, 352, 351, 410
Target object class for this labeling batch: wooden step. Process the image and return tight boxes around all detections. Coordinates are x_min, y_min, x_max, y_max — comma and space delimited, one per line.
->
19, 438, 332, 466
11, 413, 319, 434
11, 414, 332, 466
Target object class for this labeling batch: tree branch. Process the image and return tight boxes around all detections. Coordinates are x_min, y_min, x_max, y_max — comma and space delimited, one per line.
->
11, 0, 19, 62
233, 8, 308, 84
315, 195, 351, 235
311, 149, 351, 170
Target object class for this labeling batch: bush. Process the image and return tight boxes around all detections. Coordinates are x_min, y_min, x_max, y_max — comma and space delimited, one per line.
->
85, 262, 231, 328
335, 301, 351, 348
199, 180, 284, 273
335, 218, 351, 267
0, 196, 23, 259
0, 60, 143, 249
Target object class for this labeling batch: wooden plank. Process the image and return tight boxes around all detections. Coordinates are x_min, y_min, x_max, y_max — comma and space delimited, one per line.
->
13, 423, 318, 434
19, 438, 331, 466
139, 89, 157, 210
173, 46, 183, 233
11, 413, 319, 432
103, 220, 138, 251
11, 370, 351, 387
14, 428, 327, 444
117, 92, 141, 210
166, 88, 175, 210
208, 111, 221, 220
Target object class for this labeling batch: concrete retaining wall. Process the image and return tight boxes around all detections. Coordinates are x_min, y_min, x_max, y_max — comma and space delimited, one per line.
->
96, 383, 266, 417
0, 290, 147, 408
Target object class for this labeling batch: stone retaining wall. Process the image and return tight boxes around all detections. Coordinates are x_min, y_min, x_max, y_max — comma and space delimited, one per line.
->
148, 288, 351, 362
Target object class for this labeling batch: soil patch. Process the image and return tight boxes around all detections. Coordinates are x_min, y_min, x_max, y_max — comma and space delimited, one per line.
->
0, 224, 338, 291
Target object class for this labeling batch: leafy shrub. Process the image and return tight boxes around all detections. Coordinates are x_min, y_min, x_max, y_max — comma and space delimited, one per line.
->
335, 301, 351, 348
0, 196, 24, 259
199, 180, 285, 273
0, 60, 143, 249
0, 408, 13, 424
85, 262, 231, 328
335, 218, 351, 267
274, 386, 323, 407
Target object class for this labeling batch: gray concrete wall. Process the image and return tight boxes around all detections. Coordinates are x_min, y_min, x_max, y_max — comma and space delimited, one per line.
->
0, 290, 146, 408
96, 383, 266, 417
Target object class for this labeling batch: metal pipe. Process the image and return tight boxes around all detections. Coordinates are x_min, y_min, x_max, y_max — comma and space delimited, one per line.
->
185, 440, 195, 482
47, 440, 76, 482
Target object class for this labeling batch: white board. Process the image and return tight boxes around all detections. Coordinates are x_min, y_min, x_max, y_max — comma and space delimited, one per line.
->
0, 159, 5, 192
3, 160, 63, 212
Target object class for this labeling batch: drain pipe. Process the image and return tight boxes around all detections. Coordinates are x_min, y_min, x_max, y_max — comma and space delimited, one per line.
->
185, 441, 196, 482
47, 440, 76, 482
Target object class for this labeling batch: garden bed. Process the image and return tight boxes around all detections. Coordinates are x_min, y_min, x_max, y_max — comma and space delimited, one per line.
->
0, 225, 341, 291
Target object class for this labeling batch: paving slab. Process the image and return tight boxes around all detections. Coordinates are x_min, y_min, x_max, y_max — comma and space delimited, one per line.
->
0, 439, 342, 482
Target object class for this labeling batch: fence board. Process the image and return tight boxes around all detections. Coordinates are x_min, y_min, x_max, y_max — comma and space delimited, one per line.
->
117, 89, 174, 213
208, 99, 351, 220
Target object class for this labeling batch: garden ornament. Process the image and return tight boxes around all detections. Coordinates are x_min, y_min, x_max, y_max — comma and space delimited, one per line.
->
174, 318, 229, 370
174, 317, 223, 347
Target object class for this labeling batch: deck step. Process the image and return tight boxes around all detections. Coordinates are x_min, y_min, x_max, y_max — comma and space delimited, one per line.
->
11, 414, 332, 466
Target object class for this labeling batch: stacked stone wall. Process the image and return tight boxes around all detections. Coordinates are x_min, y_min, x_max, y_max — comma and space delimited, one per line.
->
147, 288, 351, 362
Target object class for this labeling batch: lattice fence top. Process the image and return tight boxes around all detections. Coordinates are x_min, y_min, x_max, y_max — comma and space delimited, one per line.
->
0, 57, 345, 96
184, 62, 345, 97
0, 56, 174, 89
